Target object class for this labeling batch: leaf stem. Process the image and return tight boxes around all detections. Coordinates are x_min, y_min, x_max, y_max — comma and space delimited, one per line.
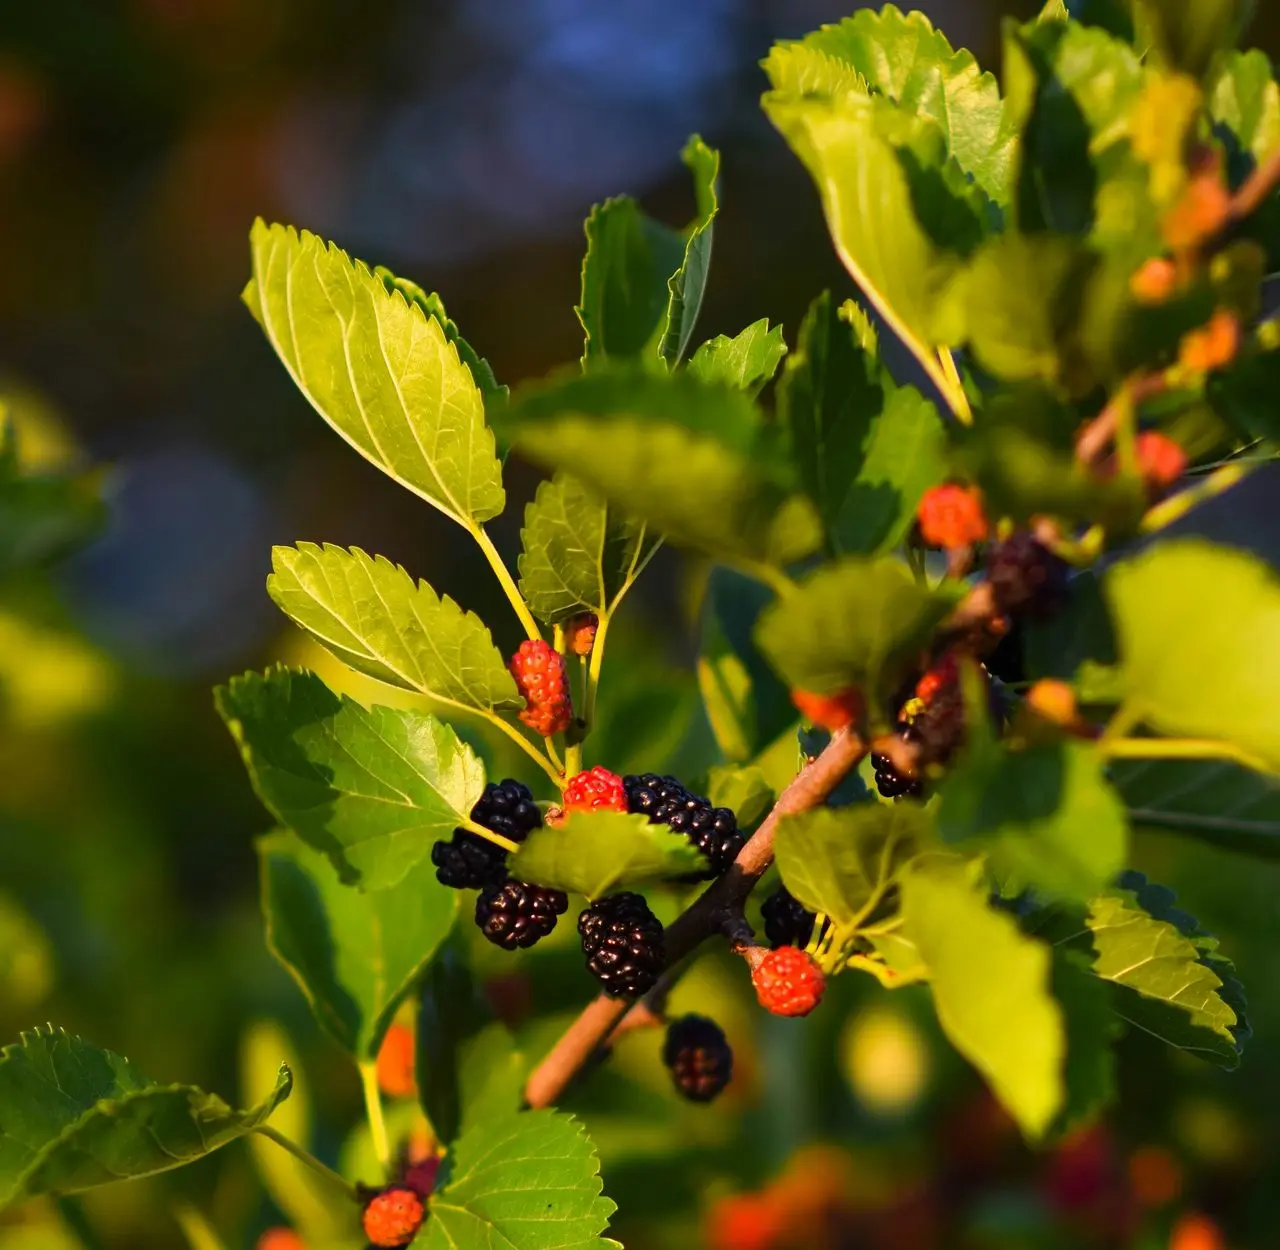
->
1101, 736, 1274, 775
461, 818, 521, 853
476, 710, 565, 788
472, 524, 542, 641
582, 609, 611, 736
1140, 462, 1249, 534
358, 1061, 391, 1176
254, 1126, 359, 1202
936, 348, 972, 425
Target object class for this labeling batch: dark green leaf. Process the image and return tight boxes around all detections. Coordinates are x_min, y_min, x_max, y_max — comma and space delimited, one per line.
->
939, 741, 1128, 902
268, 544, 520, 712
216, 668, 486, 890
518, 475, 657, 625
706, 765, 774, 828
505, 367, 822, 568
259, 829, 457, 1060
658, 137, 720, 368
510, 811, 704, 899
754, 557, 959, 702
774, 804, 928, 927
901, 855, 1064, 1138
0, 1027, 290, 1209
1105, 540, 1280, 772
244, 221, 504, 525
421, 1111, 619, 1250
1051, 949, 1118, 1137
688, 320, 787, 396
1209, 346, 1280, 441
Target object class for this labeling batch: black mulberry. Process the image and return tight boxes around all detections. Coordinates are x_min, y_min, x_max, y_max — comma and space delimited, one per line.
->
578, 892, 665, 998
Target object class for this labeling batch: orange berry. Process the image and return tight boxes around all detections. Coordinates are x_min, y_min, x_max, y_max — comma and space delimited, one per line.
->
1135, 431, 1188, 491
751, 946, 825, 1017
1130, 257, 1179, 304
1179, 309, 1240, 373
1169, 1212, 1226, 1250
791, 687, 863, 732
917, 484, 988, 550
362, 1186, 425, 1248
706, 1193, 784, 1250
565, 612, 599, 656
375, 1023, 416, 1099
915, 654, 961, 707
1128, 1145, 1183, 1209
1026, 679, 1077, 726
509, 639, 573, 736
563, 766, 627, 814
1162, 175, 1231, 251
256, 1231, 306, 1250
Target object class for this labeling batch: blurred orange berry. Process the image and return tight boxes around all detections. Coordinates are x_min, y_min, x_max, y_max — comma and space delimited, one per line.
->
1130, 257, 1180, 304
565, 612, 599, 656
1162, 175, 1231, 251
1026, 679, 1077, 726
376, 1023, 416, 1099
256, 1230, 305, 1250
917, 484, 988, 550
1128, 1145, 1183, 1209
1169, 1212, 1226, 1250
1179, 309, 1240, 373
791, 687, 864, 732
706, 1192, 784, 1250
1135, 431, 1188, 492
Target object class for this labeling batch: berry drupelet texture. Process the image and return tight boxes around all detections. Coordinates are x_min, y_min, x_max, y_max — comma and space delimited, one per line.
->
578, 892, 665, 998
564, 766, 628, 814
431, 779, 542, 890
362, 1186, 425, 1248
623, 774, 744, 876
475, 879, 569, 950
872, 724, 924, 799
760, 886, 815, 950
985, 534, 1070, 620
663, 1014, 734, 1102
510, 638, 574, 736
752, 946, 826, 1017
566, 612, 599, 656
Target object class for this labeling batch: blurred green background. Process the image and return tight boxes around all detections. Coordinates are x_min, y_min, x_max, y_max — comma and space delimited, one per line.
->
3, 2, 1280, 1248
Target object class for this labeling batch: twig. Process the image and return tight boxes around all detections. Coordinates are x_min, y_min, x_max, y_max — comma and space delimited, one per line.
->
523, 726, 868, 1109
1229, 145, 1280, 223
1075, 373, 1168, 466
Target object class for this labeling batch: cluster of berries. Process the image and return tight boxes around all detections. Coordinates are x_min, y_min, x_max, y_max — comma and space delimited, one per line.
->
431, 766, 744, 999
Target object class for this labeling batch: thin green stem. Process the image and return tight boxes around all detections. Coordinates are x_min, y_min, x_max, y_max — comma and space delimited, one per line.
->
254, 1126, 359, 1201
544, 736, 565, 772
359, 1062, 392, 1177
744, 560, 799, 599
461, 818, 520, 852
581, 609, 612, 736
476, 709, 564, 787
937, 348, 973, 425
564, 742, 583, 777
1101, 736, 1274, 775
472, 524, 541, 641
1099, 701, 1143, 747
1141, 463, 1249, 534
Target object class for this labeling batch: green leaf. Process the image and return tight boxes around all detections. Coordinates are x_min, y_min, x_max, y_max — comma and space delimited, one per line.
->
1051, 949, 1119, 1137
1085, 880, 1243, 1067
518, 475, 657, 625
658, 136, 720, 368
754, 557, 959, 701
939, 741, 1128, 902
576, 198, 685, 365
216, 667, 486, 891
505, 367, 822, 569
510, 811, 704, 899
1132, 0, 1251, 75
268, 543, 520, 712
0, 1026, 291, 1210
1105, 540, 1280, 772
761, 87, 963, 365
688, 320, 787, 396
421, 1110, 619, 1250
259, 829, 457, 1060
243, 221, 504, 525
901, 856, 1064, 1138
706, 764, 774, 828
1209, 346, 1280, 441
1112, 758, 1280, 857
774, 4, 1016, 204
774, 804, 928, 928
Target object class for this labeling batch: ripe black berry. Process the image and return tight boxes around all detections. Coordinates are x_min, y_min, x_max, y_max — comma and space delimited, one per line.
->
872, 725, 924, 798
985, 534, 1069, 620
760, 886, 815, 950
662, 1014, 733, 1102
431, 780, 542, 890
475, 879, 568, 950
578, 892, 665, 998
623, 774, 744, 876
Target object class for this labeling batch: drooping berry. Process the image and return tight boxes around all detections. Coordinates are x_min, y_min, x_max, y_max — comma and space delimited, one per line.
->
663, 1014, 734, 1102
751, 946, 826, 1017
362, 1186, 425, 1248
1025, 679, 1078, 727
760, 885, 815, 950
375, 1022, 416, 1099
566, 612, 599, 656
1135, 431, 1187, 493
475, 878, 569, 950
1178, 307, 1240, 373
985, 533, 1069, 620
431, 779, 542, 890
564, 766, 628, 814
579, 892, 665, 998
623, 774, 744, 876
790, 687, 863, 732
510, 639, 573, 736
917, 484, 989, 550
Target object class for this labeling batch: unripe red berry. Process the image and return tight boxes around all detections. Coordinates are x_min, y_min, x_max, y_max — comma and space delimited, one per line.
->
256, 1231, 305, 1250
1129, 256, 1179, 305
362, 1186, 425, 1248
915, 654, 960, 707
566, 612, 599, 656
375, 1022, 416, 1099
1162, 174, 1231, 252
1025, 679, 1077, 727
563, 766, 627, 814
1135, 431, 1187, 492
790, 687, 863, 732
917, 484, 988, 550
751, 946, 825, 1017
1178, 308, 1240, 373
509, 639, 573, 736
706, 1193, 784, 1250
